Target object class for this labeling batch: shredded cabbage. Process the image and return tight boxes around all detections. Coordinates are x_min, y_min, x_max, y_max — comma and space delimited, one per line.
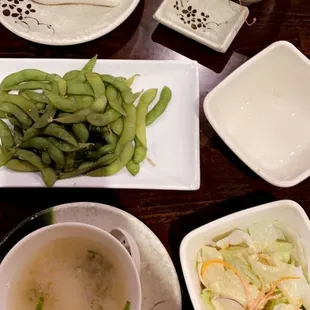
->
197, 221, 310, 310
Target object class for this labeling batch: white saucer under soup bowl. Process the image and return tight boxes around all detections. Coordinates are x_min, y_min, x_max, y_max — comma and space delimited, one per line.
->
204, 41, 310, 187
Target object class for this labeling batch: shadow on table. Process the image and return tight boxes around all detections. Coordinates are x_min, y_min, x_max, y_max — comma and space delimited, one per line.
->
0, 188, 123, 261
209, 134, 260, 179
152, 24, 231, 73
168, 191, 274, 309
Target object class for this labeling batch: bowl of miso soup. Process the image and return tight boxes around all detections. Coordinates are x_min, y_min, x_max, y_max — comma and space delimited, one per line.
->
0, 222, 141, 310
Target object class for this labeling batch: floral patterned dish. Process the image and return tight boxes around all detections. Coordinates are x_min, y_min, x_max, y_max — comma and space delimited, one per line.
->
154, 0, 249, 53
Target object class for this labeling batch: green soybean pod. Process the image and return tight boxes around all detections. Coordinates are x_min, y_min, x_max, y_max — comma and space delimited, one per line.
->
81, 55, 98, 73
86, 144, 115, 160
0, 103, 32, 127
67, 82, 94, 97
36, 102, 46, 111
133, 137, 147, 164
44, 90, 80, 113
24, 90, 49, 104
106, 85, 126, 116
115, 103, 136, 155
101, 75, 130, 92
41, 167, 57, 187
23, 127, 43, 141
146, 86, 172, 126
4, 81, 52, 91
7, 116, 23, 129
44, 123, 78, 147
0, 119, 14, 148
121, 89, 135, 105
0, 94, 39, 121
41, 151, 52, 166
48, 137, 90, 152
102, 128, 118, 145
0, 145, 15, 166
87, 142, 134, 177
126, 74, 139, 87
74, 95, 93, 109
57, 78, 67, 97
133, 90, 143, 102
63, 70, 80, 81
85, 72, 106, 98
20, 137, 65, 168
33, 103, 56, 129
136, 89, 158, 148
111, 117, 124, 136
54, 109, 91, 124
126, 160, 140, 176
87, 109, 121, 127
64, 152, 75, 172
19, 90, 31, 100
15, 148, 44, 170
0, 111, 8, 119
13, 126, 23, 145
0, 69, 48, 90
6, 159, 39, 172
72, 123, 89, 143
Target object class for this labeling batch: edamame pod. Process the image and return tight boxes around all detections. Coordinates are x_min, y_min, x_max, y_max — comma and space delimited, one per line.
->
3, 81, 52, 91
133, 137, 147, 164
48, 137, 91, 152
0, 69, 48, 90
121, 89, 135, 105
87, 142, 134, 177
0, 146, 15, 166
13, 126, 23, 145
126, 74, 139, 87
146, 86, 172, 126
72, 123, 89, 143
115, 103, 136, 155
106, 85, 126, 116
67, 82, 94, 97
54, 109, 91, 124
20, 137, 65, 168
111, 117, 124, 136
24, 90, 49, 104
0, 103, 32, 126
63, 70, 80, 81
44, 123, 78, 146
81, 55, 97, 73
41, 167, 57, 187
44, 90, 80, 113
23, 127, 43, 141
136, 88, 158, 147
85, 72, 106, 98
33, 103, 56, 129
6, 159, 39, 172
126, 160, 140, 176
101, 75, 130, 92
15, 148, 44, 170
0, 119, 14, 148
41, 152, 52, 166
87, 109, 121, 127
0, 94, 39, 121
86, 144, 115, 160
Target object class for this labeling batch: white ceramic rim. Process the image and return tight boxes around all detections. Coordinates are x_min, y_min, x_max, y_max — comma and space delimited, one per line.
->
0, 0, 140, 45
179, 199, 310, 310
203, 41, 310, 187
0, 222, 142, 310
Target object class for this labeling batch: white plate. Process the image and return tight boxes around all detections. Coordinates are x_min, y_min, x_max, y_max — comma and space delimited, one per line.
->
204, 41, 310, 187
180, 199, 310, 310
154, 0, 249, 53
0, 58, 200, 189
0, 0, 139, 45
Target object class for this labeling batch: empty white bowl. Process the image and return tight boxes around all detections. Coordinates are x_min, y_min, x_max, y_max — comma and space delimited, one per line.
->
180, 199, 310, 310
204, 41, 310, 187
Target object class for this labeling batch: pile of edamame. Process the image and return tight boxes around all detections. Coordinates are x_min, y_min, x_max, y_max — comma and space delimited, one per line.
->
0, 56, 172, 187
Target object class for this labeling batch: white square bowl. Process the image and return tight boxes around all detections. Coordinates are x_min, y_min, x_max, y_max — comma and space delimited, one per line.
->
180, 199, 310, 310
204, 41, 310, 187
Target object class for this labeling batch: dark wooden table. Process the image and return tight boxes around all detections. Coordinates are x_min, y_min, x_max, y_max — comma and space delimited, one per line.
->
0, 0, 310, 308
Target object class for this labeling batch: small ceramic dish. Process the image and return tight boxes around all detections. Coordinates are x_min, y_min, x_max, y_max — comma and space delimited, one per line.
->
204, 41, 310, 187
180, 199, 310, 310
153, 0, 249, 53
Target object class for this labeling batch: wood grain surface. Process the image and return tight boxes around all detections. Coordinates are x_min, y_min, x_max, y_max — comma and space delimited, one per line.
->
0, 0, 310, 308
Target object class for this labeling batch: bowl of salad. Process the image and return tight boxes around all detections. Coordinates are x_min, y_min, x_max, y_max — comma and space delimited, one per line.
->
180, 200, 310, 310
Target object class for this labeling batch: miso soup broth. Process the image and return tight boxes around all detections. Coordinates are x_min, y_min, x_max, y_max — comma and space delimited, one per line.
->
8, 237, 129, 310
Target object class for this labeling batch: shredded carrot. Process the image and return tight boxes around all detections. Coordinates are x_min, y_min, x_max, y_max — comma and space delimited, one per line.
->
249, 276, 300, 310
200, 259, 250, 303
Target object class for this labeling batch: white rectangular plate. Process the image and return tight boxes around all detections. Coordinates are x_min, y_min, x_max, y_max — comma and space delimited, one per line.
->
0, 59, 200, 189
